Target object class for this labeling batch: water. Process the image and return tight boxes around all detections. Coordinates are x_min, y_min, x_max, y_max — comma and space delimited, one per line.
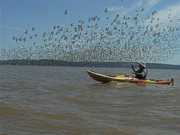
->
0, 66, 180, 135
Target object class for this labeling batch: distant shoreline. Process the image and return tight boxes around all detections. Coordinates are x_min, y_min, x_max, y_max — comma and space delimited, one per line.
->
0, 60, 180, 69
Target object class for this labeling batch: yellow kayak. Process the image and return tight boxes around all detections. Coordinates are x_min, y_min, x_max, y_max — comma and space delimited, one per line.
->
87, 70, 174, 85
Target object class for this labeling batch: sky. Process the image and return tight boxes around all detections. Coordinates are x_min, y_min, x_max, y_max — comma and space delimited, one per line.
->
0, 0, 180, 64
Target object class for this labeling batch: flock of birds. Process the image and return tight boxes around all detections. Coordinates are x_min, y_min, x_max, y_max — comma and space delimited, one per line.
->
0, 7, 180, 63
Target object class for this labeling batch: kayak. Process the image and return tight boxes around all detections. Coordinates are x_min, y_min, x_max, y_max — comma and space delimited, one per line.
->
87, 70, 174, 85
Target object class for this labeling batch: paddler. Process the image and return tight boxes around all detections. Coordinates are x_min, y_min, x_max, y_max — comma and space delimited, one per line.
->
131, 62, 148, 79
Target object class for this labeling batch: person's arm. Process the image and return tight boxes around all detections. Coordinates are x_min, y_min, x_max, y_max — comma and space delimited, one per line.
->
144, 68, 148, 78
131, 65, 137, 73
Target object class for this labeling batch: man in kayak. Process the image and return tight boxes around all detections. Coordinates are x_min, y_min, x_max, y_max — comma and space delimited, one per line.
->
131, 62, 148, 79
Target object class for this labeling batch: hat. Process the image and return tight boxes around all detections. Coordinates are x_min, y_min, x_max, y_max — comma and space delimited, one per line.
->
138, 62, 146, 68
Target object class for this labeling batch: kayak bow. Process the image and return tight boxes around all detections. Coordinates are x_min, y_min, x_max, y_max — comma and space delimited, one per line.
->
87, 70, 174, 85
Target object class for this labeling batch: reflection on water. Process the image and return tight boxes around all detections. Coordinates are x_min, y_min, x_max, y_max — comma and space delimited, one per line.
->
0, 66, 180, 135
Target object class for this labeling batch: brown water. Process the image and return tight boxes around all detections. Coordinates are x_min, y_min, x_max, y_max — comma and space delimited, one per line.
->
0, 66, 180, 135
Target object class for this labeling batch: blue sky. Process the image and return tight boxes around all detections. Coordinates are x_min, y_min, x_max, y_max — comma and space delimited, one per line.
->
0, 0, 180, 64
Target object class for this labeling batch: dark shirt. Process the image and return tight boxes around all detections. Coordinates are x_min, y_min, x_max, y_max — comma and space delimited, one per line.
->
131, 65, 148, 79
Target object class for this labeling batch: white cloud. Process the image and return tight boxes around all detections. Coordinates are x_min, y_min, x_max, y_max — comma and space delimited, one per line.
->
107, 6, 128, 15
107, 0, 180, 27
134, 0, 180, 27
125, 0, 161, 14
107, 0, 161, 15
129, 0, 161, 11
150, 4, 180, 26
139, 0, 161, 9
